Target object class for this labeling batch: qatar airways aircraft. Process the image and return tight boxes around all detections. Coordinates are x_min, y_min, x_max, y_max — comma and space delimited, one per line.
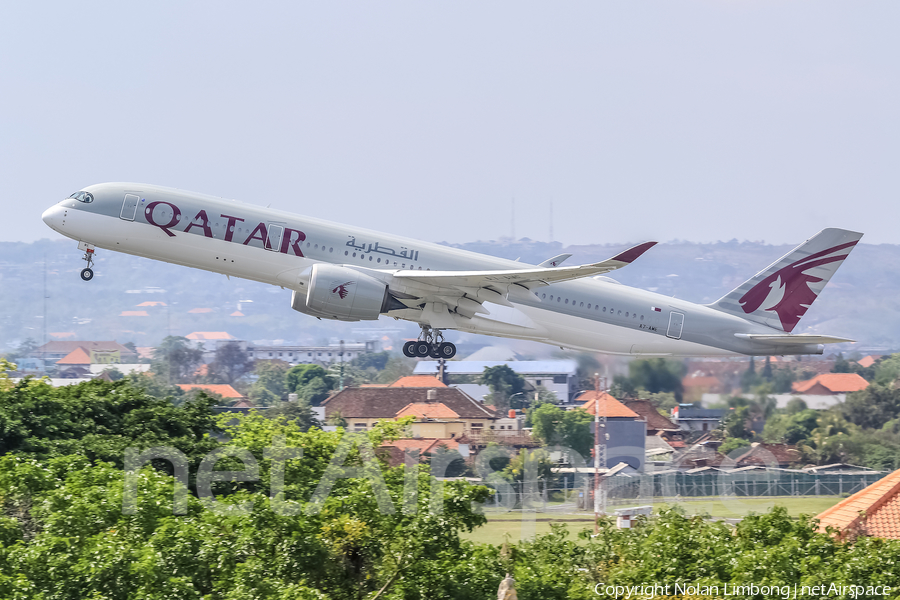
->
43, 183, 861, 358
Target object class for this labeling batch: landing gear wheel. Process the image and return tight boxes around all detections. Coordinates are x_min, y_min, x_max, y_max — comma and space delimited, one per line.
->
402, 341, 417, 358
429, 347, 442, 359
414, 341, 432, 357
80, 268, 94, 281
438, 342, 457, 359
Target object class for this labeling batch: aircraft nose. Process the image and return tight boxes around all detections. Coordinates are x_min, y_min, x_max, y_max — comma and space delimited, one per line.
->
42, 204, 65, 231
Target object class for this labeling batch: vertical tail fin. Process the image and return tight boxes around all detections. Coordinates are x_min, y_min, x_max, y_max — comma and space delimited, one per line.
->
708, 228, 862, 332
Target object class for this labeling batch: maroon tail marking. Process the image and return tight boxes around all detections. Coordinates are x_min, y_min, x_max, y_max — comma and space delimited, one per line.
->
738, 241, 857, 332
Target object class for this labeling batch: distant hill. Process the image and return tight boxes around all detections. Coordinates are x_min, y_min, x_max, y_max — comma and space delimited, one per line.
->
1, 237, 895, 354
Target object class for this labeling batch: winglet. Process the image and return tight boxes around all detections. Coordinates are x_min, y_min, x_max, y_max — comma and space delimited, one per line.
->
611, 241, 657, 264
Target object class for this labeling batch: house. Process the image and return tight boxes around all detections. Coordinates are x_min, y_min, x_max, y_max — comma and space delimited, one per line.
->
245, 341, 376, 365
31, 340, 138, 364
856, 355, 883, 369
413, 360, 578, 402
732, 443, 802, 468
816, 468, 900, 540
323, 386, 497, 435
578, 391, 646, 470
792, 373, 869, 395
681, 371, 725, 401
176, 383, 245, 401
673, 444, 727, 469
671, 405, 726, 433
390, 375, 447, 388
378, 437, 468, 468
622, 399, 680, 435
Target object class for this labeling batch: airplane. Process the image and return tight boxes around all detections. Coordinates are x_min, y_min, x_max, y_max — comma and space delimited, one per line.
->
42, 183, 861, 359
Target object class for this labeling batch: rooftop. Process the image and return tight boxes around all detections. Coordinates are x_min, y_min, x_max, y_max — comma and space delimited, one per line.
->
792, 373, 870, 394
396, 402, 460, 420
623, 399, 679, 431
324, 387, 497, 420
176, 384, 244, 399
816, 468, 900, 539
389, 375, 447, 388
578, 391, 639, 418
56, 347, 92, 365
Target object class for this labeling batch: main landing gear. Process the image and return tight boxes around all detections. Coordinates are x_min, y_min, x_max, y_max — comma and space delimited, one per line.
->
79, 244, 96, 281
403, 326, 457, 359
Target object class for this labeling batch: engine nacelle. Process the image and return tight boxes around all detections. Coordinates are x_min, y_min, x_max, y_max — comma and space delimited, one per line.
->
291, 263, 393, 321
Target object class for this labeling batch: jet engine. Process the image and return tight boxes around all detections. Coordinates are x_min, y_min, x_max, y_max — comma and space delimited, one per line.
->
291, 263, 404, 321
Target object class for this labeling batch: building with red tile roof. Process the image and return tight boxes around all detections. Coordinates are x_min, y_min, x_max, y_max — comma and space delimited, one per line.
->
389, 375, 448, 388
136, 301, 167, 307
622, 399, 680, 433
856, 355, 883, 369
176, 384, 244, 399
816, 468, 900, 540
120, 310, 149, 317
396, 402, 460, 420
324, 386, 496, 434
578, 391, 639, 418
792, 373, 870, 395
56, 347, 92, 365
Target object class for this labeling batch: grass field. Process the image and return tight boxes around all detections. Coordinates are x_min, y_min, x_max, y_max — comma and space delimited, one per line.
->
462, 496, 844, 545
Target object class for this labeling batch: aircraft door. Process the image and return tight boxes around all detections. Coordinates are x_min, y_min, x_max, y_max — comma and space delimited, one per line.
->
666, 311, 684, 339
265, 224, 284, 251
120, 194, 139, 221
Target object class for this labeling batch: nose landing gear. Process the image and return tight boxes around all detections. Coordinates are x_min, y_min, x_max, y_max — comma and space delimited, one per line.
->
403, 326, 457, 359
78, 242, 96, 281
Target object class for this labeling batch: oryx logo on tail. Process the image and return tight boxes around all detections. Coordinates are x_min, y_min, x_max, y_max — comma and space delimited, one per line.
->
738, 241, 858, 332
332, 281, 355, 300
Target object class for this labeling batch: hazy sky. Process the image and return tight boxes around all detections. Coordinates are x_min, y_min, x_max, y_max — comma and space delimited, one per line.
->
3, 2, 898, 247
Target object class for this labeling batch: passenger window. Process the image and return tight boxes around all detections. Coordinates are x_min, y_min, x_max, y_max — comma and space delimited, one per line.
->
565, 299, 568, 304
587, 303, 591, 309
377, 258, 381, 263
580, 302, 584, 307
626, 312, 629, 317
344, 250, 349, 256
542, 294, 546, 299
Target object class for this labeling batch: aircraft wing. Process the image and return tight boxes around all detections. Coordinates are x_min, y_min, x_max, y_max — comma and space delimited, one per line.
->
734, 333, 855, 345
392, 242, 656, 290
386, 241, 656, 319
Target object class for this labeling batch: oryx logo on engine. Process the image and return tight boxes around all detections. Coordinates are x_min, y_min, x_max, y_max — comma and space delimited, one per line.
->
331, 282, 355, 300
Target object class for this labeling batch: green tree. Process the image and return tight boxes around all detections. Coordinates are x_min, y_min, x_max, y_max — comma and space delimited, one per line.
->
286, 364, 337, 406
249, 360, 291, 405
840, 384, 900, 429
874, 353, 900, 386
0, 377, 219, 470
151, 336, 204, 384
479, 365, 527, 411
628, 358, 686, 399
529, 404, 593, 458
209, 341, 253, 384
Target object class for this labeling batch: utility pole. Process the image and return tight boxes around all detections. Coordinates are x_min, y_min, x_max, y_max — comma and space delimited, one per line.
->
339, 339, 345, 391
42, 254, 47, 375
593, 373, 607, 534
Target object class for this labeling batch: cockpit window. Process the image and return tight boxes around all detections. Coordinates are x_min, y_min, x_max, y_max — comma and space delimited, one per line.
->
69, 191, 93, 203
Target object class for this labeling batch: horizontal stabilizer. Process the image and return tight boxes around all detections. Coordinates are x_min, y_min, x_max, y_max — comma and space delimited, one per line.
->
734, 333, 855, 345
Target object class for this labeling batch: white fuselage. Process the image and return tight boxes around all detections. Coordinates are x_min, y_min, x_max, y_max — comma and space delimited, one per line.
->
42, 183, 819, 357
